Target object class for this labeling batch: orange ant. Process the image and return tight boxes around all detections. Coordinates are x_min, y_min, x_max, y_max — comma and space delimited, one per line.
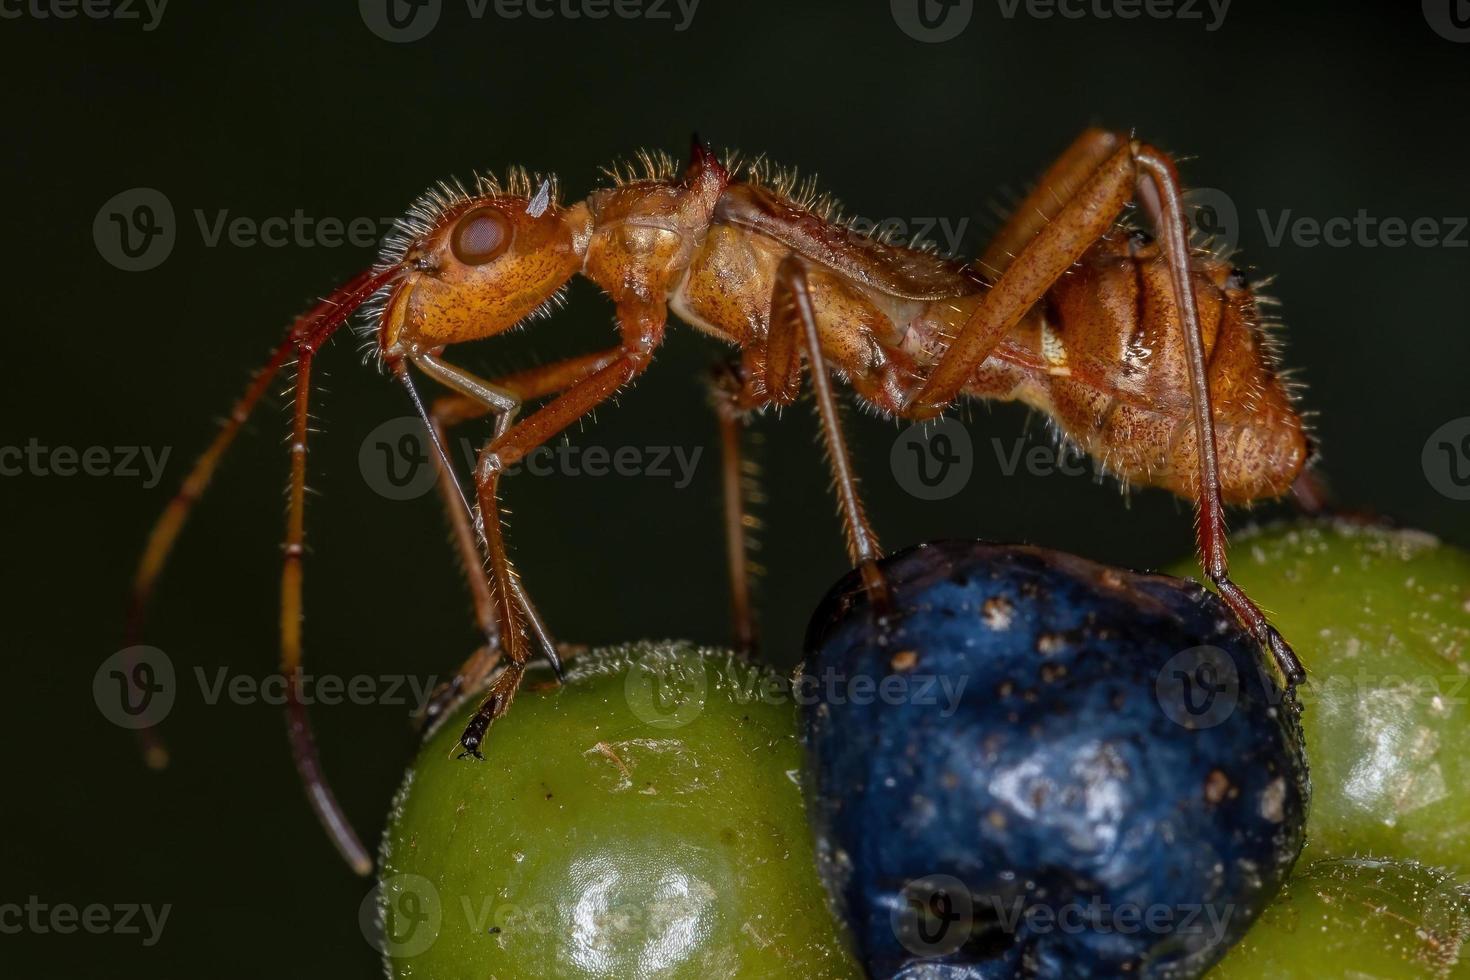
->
128, 129, 1313, 874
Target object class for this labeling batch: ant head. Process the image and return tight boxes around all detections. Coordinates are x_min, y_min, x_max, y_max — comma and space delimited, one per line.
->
373, 175, 586, 359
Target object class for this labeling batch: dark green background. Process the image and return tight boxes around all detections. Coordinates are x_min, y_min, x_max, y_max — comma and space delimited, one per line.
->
3, 1, 1467, 975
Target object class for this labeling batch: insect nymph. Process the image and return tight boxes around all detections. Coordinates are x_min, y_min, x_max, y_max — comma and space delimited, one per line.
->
129, 129, 1311, 873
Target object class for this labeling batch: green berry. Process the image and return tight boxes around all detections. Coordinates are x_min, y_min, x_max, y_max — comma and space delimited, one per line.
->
1170, 519, 1470, 871
1207, 857, 1470, 978
375, 642, 861, 979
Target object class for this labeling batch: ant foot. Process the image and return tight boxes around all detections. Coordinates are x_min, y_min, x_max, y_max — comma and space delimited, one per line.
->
1264, 625, 1306, 689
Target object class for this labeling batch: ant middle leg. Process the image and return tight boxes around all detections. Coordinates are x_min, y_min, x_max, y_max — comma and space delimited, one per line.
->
769, 256, 889, 601
708, 360, 762, 654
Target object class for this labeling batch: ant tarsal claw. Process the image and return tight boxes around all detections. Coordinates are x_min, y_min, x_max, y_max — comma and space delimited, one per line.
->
1265, 626, 1307, 689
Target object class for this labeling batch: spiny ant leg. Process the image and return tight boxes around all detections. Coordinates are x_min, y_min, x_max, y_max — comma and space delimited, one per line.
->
914, 129, 1303, 684
461, 304, 666, 756
1134, 146, 1305, 686
977, 128, 1124, 282
910, 137, 1137, 417
708, 360, 760, 654
773, 255, 889, 604
412, 353, 622, 728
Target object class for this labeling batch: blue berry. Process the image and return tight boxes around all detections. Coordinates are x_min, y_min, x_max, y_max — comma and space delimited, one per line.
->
800, 540, 1309, 979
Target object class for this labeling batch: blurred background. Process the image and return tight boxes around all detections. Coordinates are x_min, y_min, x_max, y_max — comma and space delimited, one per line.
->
3, 0, 1467, 974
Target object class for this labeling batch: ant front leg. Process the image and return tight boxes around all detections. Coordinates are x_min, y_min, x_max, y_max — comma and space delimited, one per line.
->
407, 351, 622, 729
911, 130, 1304, 686
460, 302, 667, 757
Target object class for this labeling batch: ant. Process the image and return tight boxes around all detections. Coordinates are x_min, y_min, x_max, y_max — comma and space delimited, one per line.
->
128, 129, 1313, 875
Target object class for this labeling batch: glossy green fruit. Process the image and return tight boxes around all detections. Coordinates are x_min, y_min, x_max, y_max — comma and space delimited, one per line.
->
1207, 857, 1470, 978
375, 642, 861, 979
1169, 519, 1470, 871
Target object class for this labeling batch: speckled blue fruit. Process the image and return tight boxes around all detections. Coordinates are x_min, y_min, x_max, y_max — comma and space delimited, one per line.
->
800, 541, 1309, 979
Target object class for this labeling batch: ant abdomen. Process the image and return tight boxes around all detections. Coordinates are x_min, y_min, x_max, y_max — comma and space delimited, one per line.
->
1006, 239, 1307, 500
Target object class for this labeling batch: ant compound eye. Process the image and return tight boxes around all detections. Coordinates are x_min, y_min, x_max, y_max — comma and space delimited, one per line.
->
451, 207, 512, 265
1226, 267, 1248, 290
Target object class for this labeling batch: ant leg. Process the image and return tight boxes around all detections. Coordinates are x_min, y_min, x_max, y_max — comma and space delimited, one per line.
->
1134, 149, 1305, 686
708, 361, 761, 654
410, 352, 620, 726
773, 256, 888, 599
909, 138, 1138, 417
978, 128, 1124, 281
460, 303, 667, 757
908, 133, 1303, 682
